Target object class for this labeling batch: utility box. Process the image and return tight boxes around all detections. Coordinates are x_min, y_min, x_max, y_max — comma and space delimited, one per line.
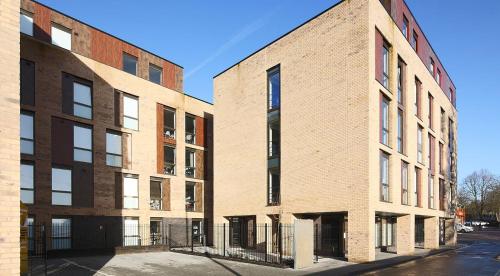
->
293, 219, 314, 269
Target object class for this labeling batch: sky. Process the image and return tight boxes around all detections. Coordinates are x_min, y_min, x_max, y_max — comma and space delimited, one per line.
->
37, 0, 500, 181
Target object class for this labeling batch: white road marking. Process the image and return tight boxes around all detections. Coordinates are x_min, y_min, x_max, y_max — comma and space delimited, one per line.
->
51, 258, 115, 276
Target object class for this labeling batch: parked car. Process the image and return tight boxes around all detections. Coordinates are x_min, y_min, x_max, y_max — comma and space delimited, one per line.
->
456, 223, 474, 233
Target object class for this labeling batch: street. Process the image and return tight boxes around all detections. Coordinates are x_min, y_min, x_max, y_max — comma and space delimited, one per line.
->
364, 228, 500, 276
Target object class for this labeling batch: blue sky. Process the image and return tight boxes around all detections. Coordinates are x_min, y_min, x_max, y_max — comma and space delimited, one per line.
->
37, 0, 500, 180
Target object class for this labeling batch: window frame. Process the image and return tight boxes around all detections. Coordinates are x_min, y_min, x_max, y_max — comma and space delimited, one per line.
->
380, 94, 390, 146
401, 162, 409, 205
414, 167, 421, 207
51, 218, 72, 249
123, 93, 139, 131
21, 110, 35, 155
402, 15, 409, 39
123, 174, 139, 209
20, 10, 33, 36
149, 179, 163, 210
267, 66, 281, 111
21, 161, 35, 205
185, 114, 196, 144
50, 23, 72, 50
72, 81, 93, 120
397, 109, 405, 154
122, 53, 138, 76
417, 124, 423, 164
185, 182, 196, 212
163, 107, 176, 139
428, 93, 434, 130
106, 130, 122, 167
411, 30, 418, 52
382, 42, 390, 88
185, 148, 196, 178
380, 151, 390, 202
163, 145, 176, 175
73, 123, 93, 163
149, 63, 163, 85
51, 166, 72, 206
428, 173, 435, 209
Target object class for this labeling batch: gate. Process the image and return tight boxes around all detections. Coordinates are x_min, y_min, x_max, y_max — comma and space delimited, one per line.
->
27, 224, 47, 275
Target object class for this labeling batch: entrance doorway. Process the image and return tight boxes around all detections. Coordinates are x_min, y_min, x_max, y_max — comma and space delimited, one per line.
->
227, 216, 256, 249
415, 217, 425, 248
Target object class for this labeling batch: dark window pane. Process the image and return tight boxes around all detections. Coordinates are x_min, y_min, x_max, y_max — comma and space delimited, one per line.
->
150, 181, 161, 198
185, 116, 195, 133
149, 64, 162, 84
164, 146, 175, 164
268, 70, 280, 109
123, 54, 137, 75
164, 108, 175, 129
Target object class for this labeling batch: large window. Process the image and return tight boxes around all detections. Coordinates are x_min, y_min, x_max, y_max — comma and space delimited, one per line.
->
123, 53, 137, 75
150, 179, 162, 210
52, 218, 71, 249
149, 64, 162, 85
429, 174, 435, 209
73, 82, 92, 119
51, 24, 71, 50
20, 11, 33, 36
382, 43, 390, 88
380, 152, 390, 202
123, 175, 139, 209
381, 95, 390, 146
185, 182, 195, 212
123, 94, 139, 130
123, 217, 139, 246
428, 93, 434, 130
414, 167, 421, 207
397, 58, 405, 105
185, 115, 196, 144
414, 78, 421, 118
185, 149, 195, 178
51, 167, 71, 206
106, 131, 122, 167
402, 15, 409, 39
268, 68, 280, 110
21, 111, 34, 155
164, 145, 175, 175
401, 162, 408, 205
268, 120, 280, 158
417, 125, 423, 163
21, 162, 34, 204
163, 107, 175, 139
397, 110, 404, 153
74, 125, 92, 163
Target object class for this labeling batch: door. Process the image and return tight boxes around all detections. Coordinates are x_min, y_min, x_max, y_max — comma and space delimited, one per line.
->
415, 218, 425, 248
192, 220, 202, 245
150, 220, 162, 245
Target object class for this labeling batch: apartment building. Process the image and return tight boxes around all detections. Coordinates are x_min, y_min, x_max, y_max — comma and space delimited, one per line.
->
213, 0, 457, 263
18, 0, 213, 250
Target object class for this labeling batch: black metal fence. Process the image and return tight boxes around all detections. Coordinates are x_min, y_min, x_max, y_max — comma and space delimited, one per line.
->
170, 223, 294, 266
26, 224, 47, 276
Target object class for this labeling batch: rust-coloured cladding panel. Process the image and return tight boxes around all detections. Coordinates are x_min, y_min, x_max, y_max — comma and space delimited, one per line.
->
73, 162, 94, 208
162, 178, 171, 211
156, 104, 164, 174
195, 149, 204, 181
163, 61, 176, 91
33, 2, 51, 43
375, 29, 383, 85
122, 132, 132, 170
195, 116, 205, 147
51, 117, 73, 166
194, 183, 203, 212
21, 59, 35, 106
174, 66, 184, 92
91, 29, 122, 69
385, 0, 456, 105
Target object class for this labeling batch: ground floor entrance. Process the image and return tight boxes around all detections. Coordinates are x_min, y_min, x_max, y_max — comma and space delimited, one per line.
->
375, 215, 397, 253
415, 217, 425, 248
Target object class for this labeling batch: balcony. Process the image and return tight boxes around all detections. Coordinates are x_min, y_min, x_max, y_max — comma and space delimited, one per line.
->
164, 127, 175, 139
150, 198, 162, 210
164, 163, 175, 175
185, 166, 195, 178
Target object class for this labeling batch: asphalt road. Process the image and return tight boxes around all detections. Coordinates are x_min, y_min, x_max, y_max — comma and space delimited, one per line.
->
364, 228, 500, 276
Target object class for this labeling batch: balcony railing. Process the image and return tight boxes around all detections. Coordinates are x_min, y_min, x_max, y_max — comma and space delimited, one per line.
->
150, 198, 162, 210
185, 132, 195, 144
185, 200, 195, 212
185, 166, 195, 178
164, 163, 175, 175
164, 128, 175, 139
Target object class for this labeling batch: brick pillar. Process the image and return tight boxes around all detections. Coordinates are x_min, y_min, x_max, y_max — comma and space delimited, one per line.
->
444, 218, 457, 246
347, 209, 374, 262
0, 0, 20, 274
396, 214, 415, 255
424, 216, 439, 249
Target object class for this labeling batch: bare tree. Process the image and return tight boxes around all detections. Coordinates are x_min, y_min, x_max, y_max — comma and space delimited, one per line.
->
460, 170, 498, 219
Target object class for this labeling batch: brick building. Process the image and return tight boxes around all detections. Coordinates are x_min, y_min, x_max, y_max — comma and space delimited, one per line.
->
213, 0, 457, 262
18, 0, 213, 251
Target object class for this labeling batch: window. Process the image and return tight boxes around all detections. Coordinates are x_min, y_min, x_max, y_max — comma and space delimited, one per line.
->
73, 82, 92, 119
268, 169, 280, 205
20, 11, 33, 36
429, 58, 435, 76
149, 64, 162, 84
397, 110, 404, 153
123, 94, 139, 130
439, 179, 445, 211
397, 58, 405, 105
401, 162, 409, 205
52, 218, 71, 249
123, 53, 137, 75
51, 167, 71, 206
380, 152, 390, 202
417, 125, 423, 163
185, 149, 195, 178
402, 15, 409, 39
429, 174, 435, 209
268, 68, 280, 110
429, 134, 435, 174
382, 44, 390, 88
428, 93, 434, 130
106, 131, 122, 167
268, 119, 280, 158
381, 95, 390, 146
21, 111, 34, 155
440, 108, 446, 139
123, 175, 139, 209
411, 31, 418, 51
185, 182, 195, 212
163, 107, 175, 139
150, 180, 162, 210
414, 78, 421, 118
439, 142, 444, 175
185, 115, 196, 144
414, 167, 421, 207
449, 89, 455, 106
51, 24, 71, 50
21, 162, 34, 204
74, 125, 92, 163
123, 217, 139, 246
164, 145, 175, 175
436, 69, 441, 85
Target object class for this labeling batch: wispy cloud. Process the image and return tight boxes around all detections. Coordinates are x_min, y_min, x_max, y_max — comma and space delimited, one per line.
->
185, 8, 278, 79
